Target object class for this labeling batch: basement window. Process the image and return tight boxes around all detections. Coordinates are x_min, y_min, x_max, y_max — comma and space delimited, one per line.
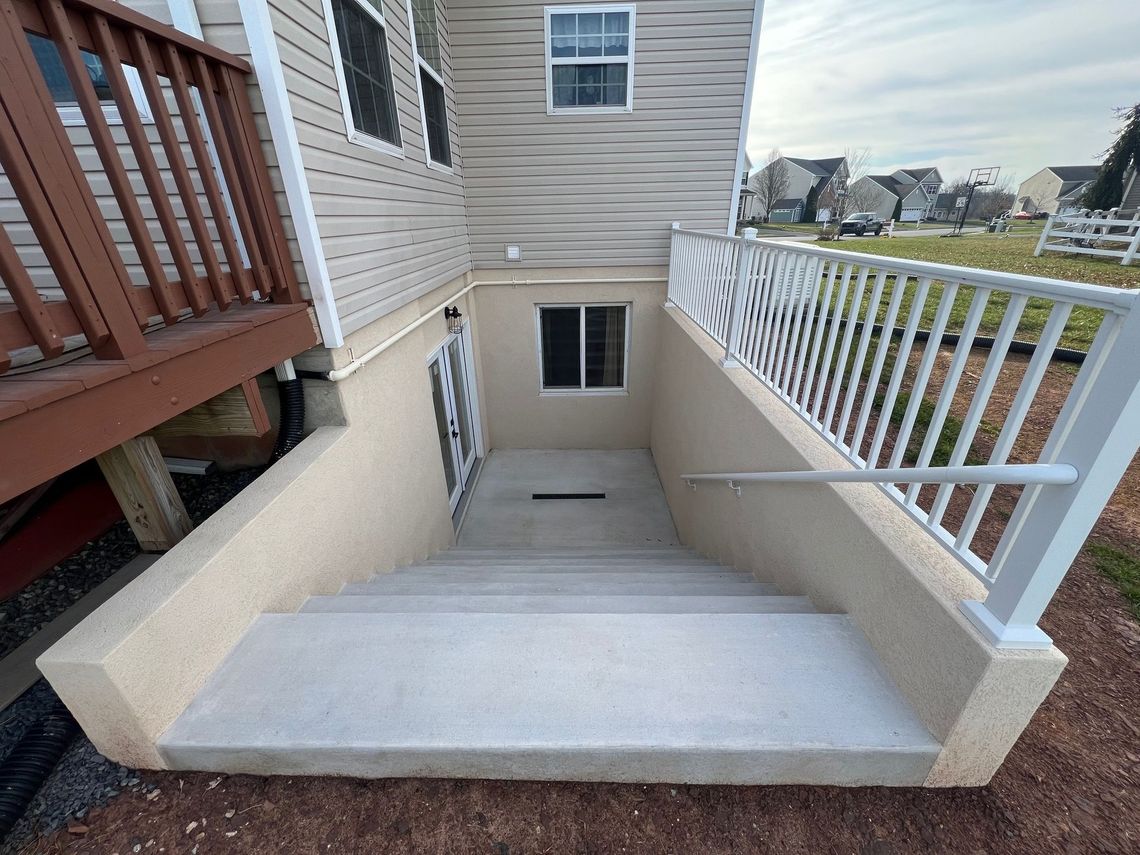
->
27, 32, 152, 127
544, 4, 635, 114
537, 304, 629, 394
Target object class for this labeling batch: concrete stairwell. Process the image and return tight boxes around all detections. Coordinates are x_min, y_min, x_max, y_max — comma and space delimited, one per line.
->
158, 546, 940, 785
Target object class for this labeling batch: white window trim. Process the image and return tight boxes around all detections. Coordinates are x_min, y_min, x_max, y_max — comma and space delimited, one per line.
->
404, 0, 453, 173
543, 4, 636, 116
320, 0, 405, 159
50, 62, 152, 127
535, 302, 631, 396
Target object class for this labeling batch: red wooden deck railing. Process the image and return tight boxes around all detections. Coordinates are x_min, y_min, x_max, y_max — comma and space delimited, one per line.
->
0, 0, 303, 374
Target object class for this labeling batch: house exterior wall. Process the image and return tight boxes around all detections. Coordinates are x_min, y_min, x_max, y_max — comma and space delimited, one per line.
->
1014, 169, 1063, 215
851, 177, 897, 220
449, 0, 755, 269
474, 272, 665, 449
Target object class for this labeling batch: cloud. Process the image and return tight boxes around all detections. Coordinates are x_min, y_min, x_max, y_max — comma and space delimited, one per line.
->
747, 0, 1140, 185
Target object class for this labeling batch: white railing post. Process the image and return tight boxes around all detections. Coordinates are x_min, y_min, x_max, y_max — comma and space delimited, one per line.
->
960, 298, 1140, 648
664, 221, 682, 307
1033, 216, 1053, 257
1122, 221, 1140, 266
720, 227, 756, 368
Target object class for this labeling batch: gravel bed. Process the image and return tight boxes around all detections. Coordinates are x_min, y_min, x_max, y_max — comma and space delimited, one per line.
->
0, 466, 265, 852
0, 467, 264, 660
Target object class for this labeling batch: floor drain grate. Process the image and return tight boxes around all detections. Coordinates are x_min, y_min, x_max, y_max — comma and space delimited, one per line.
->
531, 493, 606, 500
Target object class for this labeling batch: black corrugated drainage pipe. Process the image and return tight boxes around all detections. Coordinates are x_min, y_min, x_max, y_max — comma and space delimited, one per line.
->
271, 361, 305, 462
846, 319, 1088, 364
0, 701, 79, 840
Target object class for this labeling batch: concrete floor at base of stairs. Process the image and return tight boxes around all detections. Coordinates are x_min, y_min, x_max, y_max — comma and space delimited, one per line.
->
457, 450, 679, 548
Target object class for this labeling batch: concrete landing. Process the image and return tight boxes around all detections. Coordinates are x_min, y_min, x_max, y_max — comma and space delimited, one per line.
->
457, 450, 679, 547
159, 612, 939, 785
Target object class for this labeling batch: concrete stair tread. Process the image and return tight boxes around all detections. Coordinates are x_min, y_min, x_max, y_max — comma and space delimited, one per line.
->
299, 594, 817, 614
341, 580, 782, 596
376, 571, 756, 584
159, 613, 939, 785
399, 563, 730, 574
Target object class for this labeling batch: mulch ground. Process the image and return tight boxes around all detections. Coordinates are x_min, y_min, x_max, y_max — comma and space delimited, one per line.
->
17, 352, 1140, 855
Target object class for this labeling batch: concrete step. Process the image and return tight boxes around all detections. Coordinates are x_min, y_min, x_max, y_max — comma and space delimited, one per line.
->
421, 557, 720, 567
340, 579, 782, 596
398, 563, 730, 575
159, 612, 939, 785
440, 548, 700, 557
300, 594, 817, 614
382, 570, 757, 585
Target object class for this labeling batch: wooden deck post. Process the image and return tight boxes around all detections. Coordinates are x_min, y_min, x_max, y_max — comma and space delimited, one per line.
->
97, 437, 193, 552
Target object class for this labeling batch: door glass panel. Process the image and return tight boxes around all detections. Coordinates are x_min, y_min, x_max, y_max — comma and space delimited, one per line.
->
447, 338, 475, 464
429, 359, 458, 496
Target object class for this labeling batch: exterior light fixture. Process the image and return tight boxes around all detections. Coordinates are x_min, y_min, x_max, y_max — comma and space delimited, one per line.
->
444, 305, 463, 334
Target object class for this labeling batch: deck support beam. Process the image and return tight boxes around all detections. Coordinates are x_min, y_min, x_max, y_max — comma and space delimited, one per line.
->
97, 437, 193, 552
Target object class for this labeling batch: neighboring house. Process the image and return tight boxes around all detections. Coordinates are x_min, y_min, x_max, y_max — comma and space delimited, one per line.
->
1013, 166, 1100, 215
929, 191, 968, 221
737, 155, 759, 222
850, 167, 942, 222
0, 0, 1129, 797
750, 154, 847, 222
1123, 165, 1140, 213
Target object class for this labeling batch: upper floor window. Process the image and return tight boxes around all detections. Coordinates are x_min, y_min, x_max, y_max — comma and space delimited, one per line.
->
407, 0, 452, 169
324, 0, 403, 156
544, 5, 636, 115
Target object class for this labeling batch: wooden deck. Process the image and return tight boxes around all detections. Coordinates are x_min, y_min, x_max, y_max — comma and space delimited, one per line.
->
0, 0, 320, 503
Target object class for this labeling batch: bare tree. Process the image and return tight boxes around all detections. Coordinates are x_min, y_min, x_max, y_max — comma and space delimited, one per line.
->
821, 147, 873, 239
754, 148, 789, 222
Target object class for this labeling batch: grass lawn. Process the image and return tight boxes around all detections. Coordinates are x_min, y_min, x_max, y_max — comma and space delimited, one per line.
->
830, 232, 1139, 350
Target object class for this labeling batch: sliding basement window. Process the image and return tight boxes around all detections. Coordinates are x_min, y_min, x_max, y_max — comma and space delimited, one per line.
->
537, 304, 629, 394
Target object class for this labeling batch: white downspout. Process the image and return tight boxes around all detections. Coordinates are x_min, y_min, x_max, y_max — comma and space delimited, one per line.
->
727, 0, 767, 236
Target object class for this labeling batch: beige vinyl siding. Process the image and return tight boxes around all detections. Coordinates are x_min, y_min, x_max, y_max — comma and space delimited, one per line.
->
262, 0, 471, 335
200, 0, 473, 335
450, 0, 754, 268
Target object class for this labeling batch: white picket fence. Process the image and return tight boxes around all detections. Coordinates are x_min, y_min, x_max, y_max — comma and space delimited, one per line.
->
1034, 211, 1140, 265
667, 225, 1140, 649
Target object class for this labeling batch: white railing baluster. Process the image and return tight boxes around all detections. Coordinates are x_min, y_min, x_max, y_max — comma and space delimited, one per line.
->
836, 268, 889, 450
796, 260, 839, 415
822, 265, 871, 435
903, 287, 992, 504
769, 254, 807, 389
887, 282, 961, 470
746, 246, 778, 370
850, 273, 909, 458
810, 262, 854, 425
954, 301, 1073, 554
740, 245, 768, 367
780, 257, 820, 395
927, 294, 1028, 529
867, 276, 933, 468
756, 249, 790, 376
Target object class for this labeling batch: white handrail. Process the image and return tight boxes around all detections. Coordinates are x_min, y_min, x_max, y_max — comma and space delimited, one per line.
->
681, 464, 1078, 487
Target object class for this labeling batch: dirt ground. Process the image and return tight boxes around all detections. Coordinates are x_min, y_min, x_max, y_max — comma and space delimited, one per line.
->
19, 351, 1140, 855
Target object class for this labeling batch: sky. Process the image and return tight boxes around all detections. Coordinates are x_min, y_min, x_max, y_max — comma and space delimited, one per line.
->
746, 0, 1140, 188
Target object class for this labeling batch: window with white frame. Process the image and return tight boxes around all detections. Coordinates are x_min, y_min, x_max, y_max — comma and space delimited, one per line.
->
324, 0, 402, 154
27, 32, 152, 127
544, 5, 635, 114
537, 304, 629, 392
407, 0, 452, 168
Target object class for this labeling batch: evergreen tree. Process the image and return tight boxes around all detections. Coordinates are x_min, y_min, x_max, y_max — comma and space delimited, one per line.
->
803, 184, 819, 223
1082, 103, 1140, 210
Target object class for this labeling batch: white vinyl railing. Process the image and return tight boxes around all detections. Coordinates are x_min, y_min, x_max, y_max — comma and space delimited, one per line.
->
1035, 211, 1140, 265
667, 223, 1140, 649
